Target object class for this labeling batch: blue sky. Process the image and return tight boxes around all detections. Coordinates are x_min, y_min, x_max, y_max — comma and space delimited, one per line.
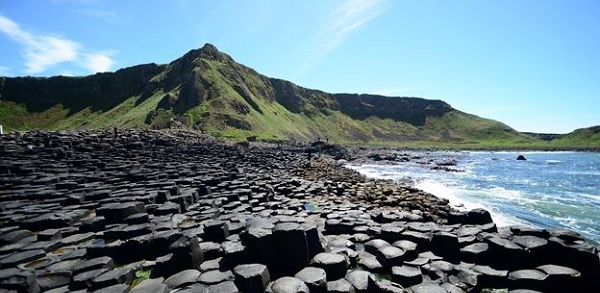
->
1, 0, 599, 133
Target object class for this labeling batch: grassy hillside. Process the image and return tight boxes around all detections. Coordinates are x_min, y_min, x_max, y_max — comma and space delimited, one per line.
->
1, 43, 595, 149
548, 126, 600, 150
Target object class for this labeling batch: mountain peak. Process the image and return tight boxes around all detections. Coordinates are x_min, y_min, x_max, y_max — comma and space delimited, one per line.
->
199, 43, 221, 60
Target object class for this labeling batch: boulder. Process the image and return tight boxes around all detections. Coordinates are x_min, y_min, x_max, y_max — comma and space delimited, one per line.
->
466, 209, 493, 225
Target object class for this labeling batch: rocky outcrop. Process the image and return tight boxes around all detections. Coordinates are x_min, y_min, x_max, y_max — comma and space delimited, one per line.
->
0, 131, 597, 292
332, 94, 453, 126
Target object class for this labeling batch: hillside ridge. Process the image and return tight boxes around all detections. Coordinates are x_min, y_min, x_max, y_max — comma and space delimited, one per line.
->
0, 43, 595, 148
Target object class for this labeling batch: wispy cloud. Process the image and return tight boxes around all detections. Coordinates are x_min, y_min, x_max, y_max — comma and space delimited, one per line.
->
371, 87, 419, 96
305, 0, 390, 69
0, 15, 116, 75
84, 51, 117, 73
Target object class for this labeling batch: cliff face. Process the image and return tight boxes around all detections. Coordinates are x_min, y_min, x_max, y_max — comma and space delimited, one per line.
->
0, 43, 529, 143
333, 94, 452, 126
0, 64, 164, 114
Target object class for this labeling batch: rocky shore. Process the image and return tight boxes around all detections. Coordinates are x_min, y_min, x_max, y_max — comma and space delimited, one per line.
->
0, 129, 598, 292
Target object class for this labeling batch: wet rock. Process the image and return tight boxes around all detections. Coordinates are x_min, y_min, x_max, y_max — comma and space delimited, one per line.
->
0, 248, 46, 267
537, 264, 582, 292
508, 269, 547, 291
36, 270, 72, 291
0, 229, 35, 245
73, 256, 114, 274
0, 268, 40, 293
466, 208, 493, 225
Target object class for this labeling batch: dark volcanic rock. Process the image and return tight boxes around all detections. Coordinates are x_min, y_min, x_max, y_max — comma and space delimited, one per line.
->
273, 222, 310, 277
163, 269, 201, 289
295, 267, 327, 293
233, 263, 271, 293
268, 276, 310, 293
1, 130, 598, 292
310, 253, 349, 281
391, 265, 422, 287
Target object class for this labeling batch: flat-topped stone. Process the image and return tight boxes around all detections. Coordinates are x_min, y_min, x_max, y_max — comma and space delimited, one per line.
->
295, 266, 326, 293
310, 253, 348, 280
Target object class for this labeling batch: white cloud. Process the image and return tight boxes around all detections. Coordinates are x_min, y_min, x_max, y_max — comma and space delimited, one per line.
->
300, 0, 389, 72
0, 15, 116, 75
84, 51, 116, 73
319, 0, 389, 57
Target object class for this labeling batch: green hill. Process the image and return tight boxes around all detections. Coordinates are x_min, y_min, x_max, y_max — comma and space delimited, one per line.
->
0, 44, 566, 147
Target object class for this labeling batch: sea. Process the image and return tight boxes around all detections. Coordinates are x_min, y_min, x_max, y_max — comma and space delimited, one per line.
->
348, 151, 600, 245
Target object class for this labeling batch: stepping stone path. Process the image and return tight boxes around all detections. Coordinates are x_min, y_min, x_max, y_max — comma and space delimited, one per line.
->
0, 129, 597, 292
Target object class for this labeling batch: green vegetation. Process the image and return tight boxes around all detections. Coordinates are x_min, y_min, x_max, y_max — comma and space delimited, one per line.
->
131, 267, 152, 288
1, 44, 597, 150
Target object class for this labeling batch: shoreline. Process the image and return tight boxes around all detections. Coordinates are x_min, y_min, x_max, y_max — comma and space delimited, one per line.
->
0, 129, 598, 292
347, 149, 600, 245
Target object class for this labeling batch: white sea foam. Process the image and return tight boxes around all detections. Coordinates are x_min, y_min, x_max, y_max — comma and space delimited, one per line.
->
415, 179, 531, 227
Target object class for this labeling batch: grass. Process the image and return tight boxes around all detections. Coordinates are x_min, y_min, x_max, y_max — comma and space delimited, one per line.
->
130, 267, 152, 288
2, 49, 597, 151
